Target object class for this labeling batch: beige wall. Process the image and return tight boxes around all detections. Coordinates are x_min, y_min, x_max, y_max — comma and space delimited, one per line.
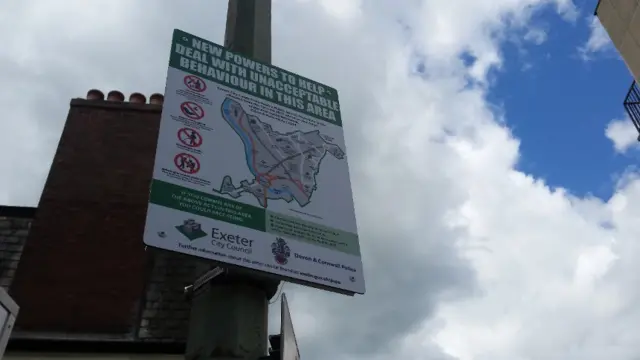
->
597, 0, 640, 82
4, 353, 182, 360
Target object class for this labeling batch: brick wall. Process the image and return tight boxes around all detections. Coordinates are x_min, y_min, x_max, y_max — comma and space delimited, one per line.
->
8, 95, 198, 341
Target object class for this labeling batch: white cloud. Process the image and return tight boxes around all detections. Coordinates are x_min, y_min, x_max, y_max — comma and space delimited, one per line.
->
314, 0, 363, 19
578, 16, 614, 61
605, 116, 638, 153
430, 173, 640, 360
9, 1, 640, 360
524, 27, 548, 45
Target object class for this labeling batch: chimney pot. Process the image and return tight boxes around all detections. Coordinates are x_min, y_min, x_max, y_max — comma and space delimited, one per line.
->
129, 92, 147, 104
149, 93, 164, 105
107, 90, 125, 102
86, 89, 104, 101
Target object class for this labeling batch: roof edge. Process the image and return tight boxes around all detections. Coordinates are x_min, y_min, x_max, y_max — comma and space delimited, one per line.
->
70, 99, 163, 113
0, 206, 36, 219
594, 0, 603, 15
7, 338, 185, 355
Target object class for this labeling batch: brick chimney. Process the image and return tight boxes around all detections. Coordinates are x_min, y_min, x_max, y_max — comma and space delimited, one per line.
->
9, 90, 201, 338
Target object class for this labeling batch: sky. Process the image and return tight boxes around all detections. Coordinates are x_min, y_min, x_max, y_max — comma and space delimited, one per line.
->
2, 0, 640, 359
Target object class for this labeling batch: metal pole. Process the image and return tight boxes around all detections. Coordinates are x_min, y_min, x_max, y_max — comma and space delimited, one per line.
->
185, 1, 280, 360
224, 0, 272, 63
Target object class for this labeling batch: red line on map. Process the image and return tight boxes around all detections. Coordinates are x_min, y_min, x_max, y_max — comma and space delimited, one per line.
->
236, 112, 306, 205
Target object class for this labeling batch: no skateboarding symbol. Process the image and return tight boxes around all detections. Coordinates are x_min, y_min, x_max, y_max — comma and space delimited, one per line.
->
180, 101, 205, 120
177, 128, 203, 148
184, 75, 207, 92
174, 153, 200, 174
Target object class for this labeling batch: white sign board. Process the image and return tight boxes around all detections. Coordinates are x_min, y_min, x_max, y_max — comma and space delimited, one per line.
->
143, 29, 365, 294
281, 293, 300, 360
0, 287, 18, 359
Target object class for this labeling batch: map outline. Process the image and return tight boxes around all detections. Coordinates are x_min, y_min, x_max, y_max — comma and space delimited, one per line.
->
212, 97, 345, 209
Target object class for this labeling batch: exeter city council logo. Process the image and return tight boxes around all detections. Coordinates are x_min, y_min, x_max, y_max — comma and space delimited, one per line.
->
271, 237, 291, 265
175, 219, 208, 241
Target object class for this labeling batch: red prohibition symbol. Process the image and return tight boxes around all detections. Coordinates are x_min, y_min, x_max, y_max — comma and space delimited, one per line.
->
184, 75, 207, 92
177, 128, 203, 148
180, 101, 205, 120
174, 153, 200, 174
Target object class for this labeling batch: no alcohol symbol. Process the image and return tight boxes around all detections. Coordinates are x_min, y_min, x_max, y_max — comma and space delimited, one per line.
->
180, 101, 205, 120
184, 75, 207, 92
174, 153, 200, 174
177, 128, 203, 148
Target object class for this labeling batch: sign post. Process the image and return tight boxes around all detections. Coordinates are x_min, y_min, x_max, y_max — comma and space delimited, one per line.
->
143, 0, 365, 358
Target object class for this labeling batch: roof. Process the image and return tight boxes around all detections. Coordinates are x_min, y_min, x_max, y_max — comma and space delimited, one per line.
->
0, 207, 36, 219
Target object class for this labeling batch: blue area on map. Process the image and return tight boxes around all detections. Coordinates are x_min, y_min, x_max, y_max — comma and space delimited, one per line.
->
221, 99, 258, 178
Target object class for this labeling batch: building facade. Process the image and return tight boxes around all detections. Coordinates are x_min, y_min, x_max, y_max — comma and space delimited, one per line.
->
0, 90, 214, 359
596, 0, 640, 81
595, 0, 640, 137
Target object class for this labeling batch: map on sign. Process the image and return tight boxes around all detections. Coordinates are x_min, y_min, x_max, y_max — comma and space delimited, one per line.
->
213, 98, 346, 208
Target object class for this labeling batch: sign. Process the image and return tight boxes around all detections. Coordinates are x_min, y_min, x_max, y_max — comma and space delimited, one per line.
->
177, 128, 203, 148
192, 266, 225, 292
143, 29, 365, 295
184, 75, 207, 92
0, 287, 18, 359
281, 293, 300, 360
180, 101, 205, 120
174, 153, 200, 174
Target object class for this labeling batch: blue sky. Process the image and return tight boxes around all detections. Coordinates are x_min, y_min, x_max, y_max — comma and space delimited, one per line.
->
486, 1, 634, 199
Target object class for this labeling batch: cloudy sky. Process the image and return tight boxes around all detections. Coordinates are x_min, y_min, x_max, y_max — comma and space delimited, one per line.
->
2, 0, 640, 359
